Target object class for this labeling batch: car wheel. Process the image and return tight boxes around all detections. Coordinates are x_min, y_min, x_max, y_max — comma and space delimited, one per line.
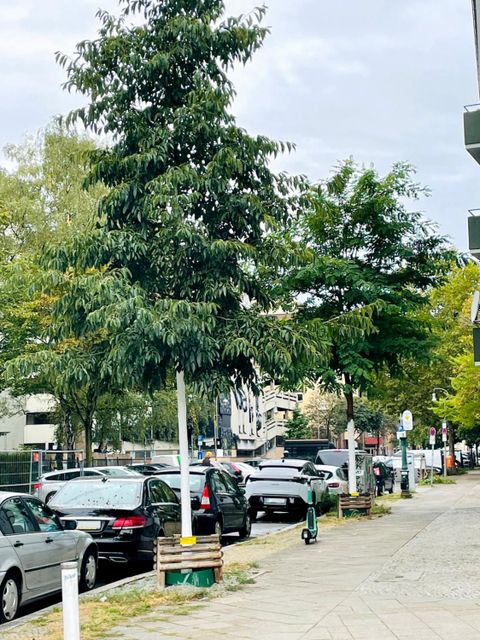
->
389, 484, 394, 494
79, 548, 97, 592
214, 519, 223, 537
0, 573, 20, 623
239, 513, 252, 539
249, 508, 258, 522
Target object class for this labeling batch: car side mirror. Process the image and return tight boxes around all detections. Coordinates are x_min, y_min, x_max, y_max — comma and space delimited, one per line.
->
191, 496, 201, 510
63, 520, 77, 531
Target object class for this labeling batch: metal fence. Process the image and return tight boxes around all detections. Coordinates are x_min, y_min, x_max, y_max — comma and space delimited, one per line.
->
0, 449, 84, 494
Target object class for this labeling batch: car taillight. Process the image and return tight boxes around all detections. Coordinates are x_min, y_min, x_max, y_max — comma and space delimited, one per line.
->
200, 485, 211, 509
231, 463, 241, 473
112, 516, 146, 529
33, 483, 41, 491
329, 482, 340, 488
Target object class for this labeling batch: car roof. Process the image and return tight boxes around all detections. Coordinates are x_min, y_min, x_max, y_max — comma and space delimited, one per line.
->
154, 466, 208, 475
69, 475, 146, 483
315, 464, 342, 471
41, 467, 84, 477
260, 458, 311, 468
0, 491, 33, 500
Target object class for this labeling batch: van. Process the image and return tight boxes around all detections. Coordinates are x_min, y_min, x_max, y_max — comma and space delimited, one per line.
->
151, 454, 181, 467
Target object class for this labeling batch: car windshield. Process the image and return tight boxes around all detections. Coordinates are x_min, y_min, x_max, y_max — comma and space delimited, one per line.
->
50, 480, 143, 509
159, 473, 205, 492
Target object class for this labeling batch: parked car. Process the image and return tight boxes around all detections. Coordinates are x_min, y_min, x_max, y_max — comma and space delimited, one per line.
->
49, 476, 181, 566
221, 461, 255, 484
34, 466, 141, 503
314, 465, 349, 495
0, 491, 97, 622
155, 467, 251, 538
126, 463, 173, 475
373, 461, 395, 495
246, 459, 328, 520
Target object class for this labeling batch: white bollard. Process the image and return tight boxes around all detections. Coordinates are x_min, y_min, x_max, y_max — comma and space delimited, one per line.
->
61, 561, 80, 640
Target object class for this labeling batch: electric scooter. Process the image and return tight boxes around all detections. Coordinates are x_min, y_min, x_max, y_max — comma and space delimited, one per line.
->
301, 479, 318, 544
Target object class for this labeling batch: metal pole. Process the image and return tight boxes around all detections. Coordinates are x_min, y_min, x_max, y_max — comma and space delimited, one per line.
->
444, 443, 447, 479
28, 451, 33, 494
400, 436, 410, 497
214, 398, 219, 461
61, 561, 80, 640
347, 419, 357, 494
176, 370, 193, 541
430, 444, 434, 485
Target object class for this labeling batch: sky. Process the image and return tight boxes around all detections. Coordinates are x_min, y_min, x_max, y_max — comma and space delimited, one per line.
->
0, 0, 478, 251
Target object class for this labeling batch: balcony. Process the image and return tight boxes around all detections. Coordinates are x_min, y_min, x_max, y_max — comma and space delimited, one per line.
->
464, 105, 480, 164
468, 212, 480, 260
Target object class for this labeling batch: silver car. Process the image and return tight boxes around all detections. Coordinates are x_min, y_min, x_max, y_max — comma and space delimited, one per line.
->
246, 459, 328, 520
0, 491, 97, 622
34, 466, 141, 503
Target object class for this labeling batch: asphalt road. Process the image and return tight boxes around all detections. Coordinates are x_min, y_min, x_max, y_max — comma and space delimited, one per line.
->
12, 510, 300, 624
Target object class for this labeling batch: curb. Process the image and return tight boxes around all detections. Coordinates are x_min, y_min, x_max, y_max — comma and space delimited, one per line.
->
2, 519, 300, 632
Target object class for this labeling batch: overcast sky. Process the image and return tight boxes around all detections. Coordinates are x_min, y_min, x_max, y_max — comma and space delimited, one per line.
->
0, 0, 478, 250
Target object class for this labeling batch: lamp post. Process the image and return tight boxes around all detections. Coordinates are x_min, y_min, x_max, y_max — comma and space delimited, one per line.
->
399, 411, 412, 498
432, 387, 449, 478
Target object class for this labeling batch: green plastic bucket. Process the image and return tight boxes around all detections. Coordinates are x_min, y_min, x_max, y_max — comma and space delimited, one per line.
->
342, 507, 369, 518
165, 568, 215, 588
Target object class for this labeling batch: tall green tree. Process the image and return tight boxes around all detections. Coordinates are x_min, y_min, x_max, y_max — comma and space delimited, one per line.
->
372, 262, 480, 449
40, 0, 325, 457
284, 160, 454, 428
0, 128, 108, 454
284, 408, 312, 440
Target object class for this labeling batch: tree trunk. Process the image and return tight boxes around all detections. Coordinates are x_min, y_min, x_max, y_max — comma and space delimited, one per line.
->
84, 420, 93, 466
83, 386, 98, 467
344, 377, 357, 494
345, 388, 354, 423
448, 424, 455, 461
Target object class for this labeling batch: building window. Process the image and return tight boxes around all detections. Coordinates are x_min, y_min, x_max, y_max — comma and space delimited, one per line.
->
297, 393, 304, 402
26, 412, 55, 425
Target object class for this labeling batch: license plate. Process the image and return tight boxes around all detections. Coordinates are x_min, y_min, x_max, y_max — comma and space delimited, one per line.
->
264, 498, 286, 506
76, 520, 102, 531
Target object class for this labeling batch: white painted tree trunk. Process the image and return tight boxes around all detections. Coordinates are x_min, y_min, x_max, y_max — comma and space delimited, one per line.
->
347, 418, 357, 494
176, 370, 193, 539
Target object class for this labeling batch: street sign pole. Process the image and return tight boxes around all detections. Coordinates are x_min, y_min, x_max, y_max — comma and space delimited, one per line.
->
429, 427, 436, 486
442, 422, 448, 479
400, 411, 413, 498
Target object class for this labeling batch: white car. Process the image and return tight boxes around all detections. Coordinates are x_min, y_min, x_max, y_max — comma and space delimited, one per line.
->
246, 459, 328, 520
34, 466, 141, 503
315, 465, 349, 495
0, 491, 97, 622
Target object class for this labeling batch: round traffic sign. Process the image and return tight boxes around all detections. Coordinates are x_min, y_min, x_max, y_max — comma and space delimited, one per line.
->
402, 410, 413, 430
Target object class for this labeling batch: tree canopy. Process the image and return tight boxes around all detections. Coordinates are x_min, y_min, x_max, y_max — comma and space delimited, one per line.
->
283, 160, 454, 423
48, 0, 324, 404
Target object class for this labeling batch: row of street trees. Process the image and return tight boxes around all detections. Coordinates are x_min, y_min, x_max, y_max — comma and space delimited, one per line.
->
0, 0, 474, 461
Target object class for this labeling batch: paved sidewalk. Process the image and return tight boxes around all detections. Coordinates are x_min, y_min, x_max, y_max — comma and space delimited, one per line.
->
112, 473, 480, 640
